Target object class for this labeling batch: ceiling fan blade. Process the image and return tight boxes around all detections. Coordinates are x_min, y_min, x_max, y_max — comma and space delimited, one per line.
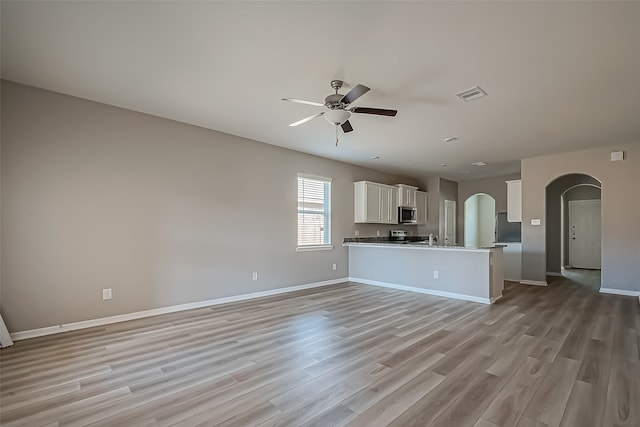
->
340, 84, 370, 105
341, 120, 354, 133
281, 98, 325, 107
351, 107, 397, 117
289, 112, 324, 127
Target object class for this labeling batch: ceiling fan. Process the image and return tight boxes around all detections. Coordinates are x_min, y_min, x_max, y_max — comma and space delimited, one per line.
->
282, 80, 397, 136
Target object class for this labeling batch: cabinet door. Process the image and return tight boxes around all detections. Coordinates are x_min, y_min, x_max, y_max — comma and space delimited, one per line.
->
506, 180, 522, 222
399, 187, 408, 206
366, 183, 383, 223
380, 186, 391, 223
389, 188, 398, 223
397, 185, 417, 208
407, 189, 416, 207
416, 191, 428, 224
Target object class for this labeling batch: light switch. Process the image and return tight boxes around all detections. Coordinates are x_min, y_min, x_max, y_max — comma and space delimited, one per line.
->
531, 219, 541, 226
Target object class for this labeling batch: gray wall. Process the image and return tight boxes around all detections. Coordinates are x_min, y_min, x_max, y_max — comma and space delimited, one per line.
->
0, 81, 419, 332
413, 176, 459, 242
414, 176, 439, 236
521, 143, 640, 291
457, 174, 521, 246
562, 185, 601, 267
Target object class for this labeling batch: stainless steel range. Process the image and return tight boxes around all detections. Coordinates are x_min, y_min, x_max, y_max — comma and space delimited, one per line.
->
389, 230, 408, 242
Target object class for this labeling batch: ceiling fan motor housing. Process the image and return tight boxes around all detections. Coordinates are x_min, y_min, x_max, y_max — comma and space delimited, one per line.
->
324, 93, 344, 109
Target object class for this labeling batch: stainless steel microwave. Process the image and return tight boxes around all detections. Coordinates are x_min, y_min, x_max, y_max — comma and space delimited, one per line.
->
398, 206, 417, 224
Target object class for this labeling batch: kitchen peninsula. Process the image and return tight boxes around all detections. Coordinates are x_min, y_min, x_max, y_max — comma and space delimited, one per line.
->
344, 238, 504, 304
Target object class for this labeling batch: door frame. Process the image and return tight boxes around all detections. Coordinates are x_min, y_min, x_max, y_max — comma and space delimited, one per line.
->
444, 199, 457, 245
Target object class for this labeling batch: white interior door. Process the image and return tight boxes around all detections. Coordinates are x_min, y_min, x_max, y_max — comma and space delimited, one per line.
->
444, 200, 457, 245
569, 200, 601, 269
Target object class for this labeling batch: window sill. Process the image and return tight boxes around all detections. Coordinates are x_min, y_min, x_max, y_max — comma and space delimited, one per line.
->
296, 245, 333, 252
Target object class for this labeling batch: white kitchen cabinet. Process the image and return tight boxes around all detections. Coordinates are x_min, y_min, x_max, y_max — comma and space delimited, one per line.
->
506, 179, 522, 222
396, 184, 418, 208
416, 190, 428, 224
354, 181, 398, 224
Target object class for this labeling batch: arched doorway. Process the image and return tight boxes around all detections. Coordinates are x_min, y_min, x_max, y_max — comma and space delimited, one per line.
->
546, 174, 602, 290
464, 193, 496, 247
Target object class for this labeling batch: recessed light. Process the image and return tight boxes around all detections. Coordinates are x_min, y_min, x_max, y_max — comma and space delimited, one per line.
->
440, 163, 448, 167
472, 161, 487, 167
370, 155, 380, 160
461, 170, 469, 174
444, 137, 458, 143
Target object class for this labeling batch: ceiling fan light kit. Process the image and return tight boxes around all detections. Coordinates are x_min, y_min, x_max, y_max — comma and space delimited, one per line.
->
324, 109, 351, 125
282, 80, 398, 145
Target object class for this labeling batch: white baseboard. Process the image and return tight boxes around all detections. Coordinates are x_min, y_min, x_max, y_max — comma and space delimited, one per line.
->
546, 272, 563, 277
599, 287, 640, 297
0, 315, 14, 348
349, 277, 493, 305
519, 279, 548, 286
10, 278, 348, 341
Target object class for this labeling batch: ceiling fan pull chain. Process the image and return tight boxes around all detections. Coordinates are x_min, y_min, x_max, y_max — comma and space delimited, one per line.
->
336, 126, 339, 146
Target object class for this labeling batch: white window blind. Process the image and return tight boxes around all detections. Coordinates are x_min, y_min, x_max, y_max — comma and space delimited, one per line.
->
297, 174, 332, 249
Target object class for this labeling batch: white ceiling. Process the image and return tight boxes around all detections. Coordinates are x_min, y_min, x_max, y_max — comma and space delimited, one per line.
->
2, 1, 640, 182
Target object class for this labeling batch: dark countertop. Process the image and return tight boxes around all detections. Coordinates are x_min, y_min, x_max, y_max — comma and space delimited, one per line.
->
343, 237, 505, 250
343, 236, 433, 244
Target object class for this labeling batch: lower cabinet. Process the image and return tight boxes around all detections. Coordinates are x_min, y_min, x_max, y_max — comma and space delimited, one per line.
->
354, 181, 398, 224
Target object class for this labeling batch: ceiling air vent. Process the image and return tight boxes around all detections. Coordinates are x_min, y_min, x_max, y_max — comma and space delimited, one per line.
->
456, 86, 487, 102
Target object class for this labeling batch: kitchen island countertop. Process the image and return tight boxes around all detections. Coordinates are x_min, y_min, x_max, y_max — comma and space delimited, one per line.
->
343, 237, 505, 252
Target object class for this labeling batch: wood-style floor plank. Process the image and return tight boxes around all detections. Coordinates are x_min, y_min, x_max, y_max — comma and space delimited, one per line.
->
1, 274, 638, 426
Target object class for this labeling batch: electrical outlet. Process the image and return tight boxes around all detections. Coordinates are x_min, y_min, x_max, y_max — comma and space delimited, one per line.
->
332, 263, 337, 271
252, 272, 258, 281
102, 288, 112, 300
355, 230, 359, 236
376, 230, 381, 237
433, 271, 439, 279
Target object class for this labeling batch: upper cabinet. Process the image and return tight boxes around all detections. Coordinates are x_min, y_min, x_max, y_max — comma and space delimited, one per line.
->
354, 181, 398, 224
396, 184, 418, 208
506, 179, 522, 222
416, 190, 428, 224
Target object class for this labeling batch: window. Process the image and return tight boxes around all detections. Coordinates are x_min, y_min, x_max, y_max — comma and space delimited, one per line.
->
297, 174, 332, 250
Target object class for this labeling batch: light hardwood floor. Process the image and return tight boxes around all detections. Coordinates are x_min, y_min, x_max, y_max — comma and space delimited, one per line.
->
1, 277, 639, 426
